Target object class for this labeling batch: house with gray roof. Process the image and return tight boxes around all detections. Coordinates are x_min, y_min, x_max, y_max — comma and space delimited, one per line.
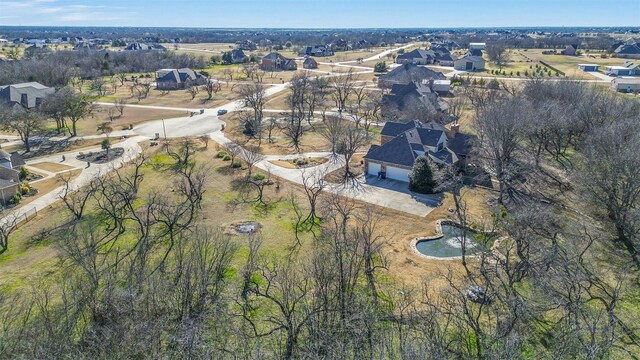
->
364, 120, 474, 183
454, 55, 485, 71
614, 40, 640, 59
155, 68, 207, 90
230, 49, 247, 64
299, 45, 333, 57
381, 81, 447, 121
0, 82, 54, 109
125, 42, 166, 51
377, 63, 445, 88
395, 49, 435, 65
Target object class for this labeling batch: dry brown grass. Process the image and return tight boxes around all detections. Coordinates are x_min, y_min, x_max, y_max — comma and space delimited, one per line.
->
28, 162, 75, 173
222, 113, 332, 155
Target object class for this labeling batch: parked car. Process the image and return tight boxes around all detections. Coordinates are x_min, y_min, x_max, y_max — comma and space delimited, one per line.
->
217, 109, 228, 116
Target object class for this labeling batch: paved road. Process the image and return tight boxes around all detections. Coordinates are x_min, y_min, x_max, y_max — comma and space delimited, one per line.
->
2, 136, 144, 226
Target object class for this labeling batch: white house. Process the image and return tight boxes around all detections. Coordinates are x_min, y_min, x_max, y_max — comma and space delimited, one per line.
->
611, 77, 640, 93
578, 64, 599, 72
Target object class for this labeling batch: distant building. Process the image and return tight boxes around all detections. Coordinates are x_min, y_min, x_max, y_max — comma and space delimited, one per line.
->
260, 52, 297, 71
454, 55, 485, 71
230, 49, 247, 64
155, 68, 207, 90
611, 77, 640, 93
395, 49, 435, 65
578, 64, 600, 72
299, 45, 333, 57
613, 40, 640, 59
125, 42, 166, 51
0, 82, 54, 109
236, 40, 257, 51
605, 62, 640, 76
303, 57, 318, 69
562, 44, 579, 56
377, 63, 445, 88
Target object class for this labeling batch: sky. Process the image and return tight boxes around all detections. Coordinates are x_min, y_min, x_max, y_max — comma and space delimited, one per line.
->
0, 0, 638, 28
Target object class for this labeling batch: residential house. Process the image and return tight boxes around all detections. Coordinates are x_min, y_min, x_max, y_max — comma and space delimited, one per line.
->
303, 57, 318, 69
395, 49, 435, 65
230, 49, 247, 64
611, 77, 640, 93
0, 150, 24, 205
431, 40, 461, 51
613, 40, 640, 59
377, 63, 445, 88
299, 45, 333, 57
364, 120, 474, 182
468, 42, 485, 56
0, 82, 54, 109
125, 42, 166, 51
605, 62, 640, 76
578, 64, 600, 72
454, 55, 485, 71
562, 44, 579, 56
260, 52, 297, 71
432, 46, 456, 66
236, 40, 257, 51
155, 68, 207, 90
381, 81, 447, 121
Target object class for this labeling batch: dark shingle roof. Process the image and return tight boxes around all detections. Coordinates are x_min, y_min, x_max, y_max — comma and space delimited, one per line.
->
615, 43, 640, 55
380, 120, 424, 137
156, 68, 202, 84
446, 133, 476, 157
378, 63, 445, 85
365, 133, 417, 167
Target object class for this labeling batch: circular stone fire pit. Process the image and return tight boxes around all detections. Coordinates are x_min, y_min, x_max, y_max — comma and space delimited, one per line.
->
226, 221, 262, 235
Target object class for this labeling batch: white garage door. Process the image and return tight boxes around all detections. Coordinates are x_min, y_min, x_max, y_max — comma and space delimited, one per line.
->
367, 162, 381, 176
386, 166, 411, 182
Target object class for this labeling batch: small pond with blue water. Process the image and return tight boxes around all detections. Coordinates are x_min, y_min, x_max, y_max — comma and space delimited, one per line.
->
415, 225, 484, 258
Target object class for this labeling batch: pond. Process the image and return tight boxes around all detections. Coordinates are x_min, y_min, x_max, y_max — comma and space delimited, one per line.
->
415, 225, 484, 258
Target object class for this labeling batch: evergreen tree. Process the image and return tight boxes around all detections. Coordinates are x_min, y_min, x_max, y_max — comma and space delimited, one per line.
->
409, 156, 437, 194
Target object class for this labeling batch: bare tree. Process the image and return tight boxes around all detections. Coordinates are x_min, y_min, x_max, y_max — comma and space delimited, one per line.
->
114, 98, 126, 117
0, 105, 45, 152
330, 69, 355, 111
238, 82, 266, 144
204, 80, 221, 100
337, 125, 369, 181
0, 209, 19, 255
186, 86, 199, 100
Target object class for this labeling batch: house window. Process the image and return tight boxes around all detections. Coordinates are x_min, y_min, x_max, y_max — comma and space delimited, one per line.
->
35, 97, 42, 107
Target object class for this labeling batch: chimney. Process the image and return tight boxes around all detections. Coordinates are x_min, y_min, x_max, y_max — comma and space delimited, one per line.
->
450, 123, 460, 137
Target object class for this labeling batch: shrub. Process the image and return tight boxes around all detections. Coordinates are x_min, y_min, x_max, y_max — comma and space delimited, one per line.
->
18, 167, 29, 181
216, 151, 228, 158
373, 61, 388, 73
253, 173, 266, 181
20, 183, 30, 195
231, 162, 242, 168
8, 193, 21, 205
409, 156, 436, 194
223, 155, 231, 161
